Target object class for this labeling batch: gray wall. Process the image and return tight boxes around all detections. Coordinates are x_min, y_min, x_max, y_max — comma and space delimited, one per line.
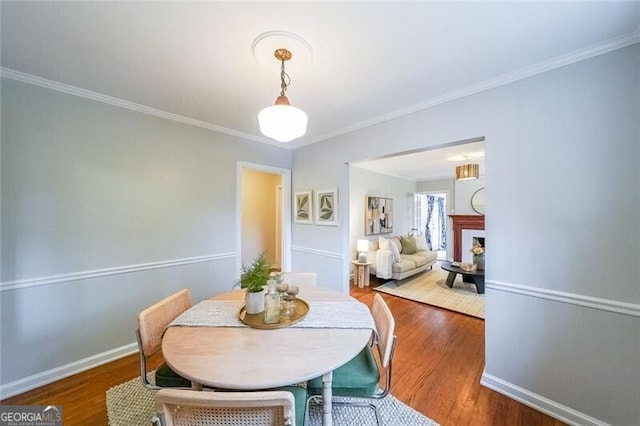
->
0, 79, 291, 395
349, 166, 416, 263
291, 44, 639, 424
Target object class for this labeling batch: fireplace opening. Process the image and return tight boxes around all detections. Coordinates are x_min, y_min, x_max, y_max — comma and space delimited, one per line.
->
473, 237, 485, 249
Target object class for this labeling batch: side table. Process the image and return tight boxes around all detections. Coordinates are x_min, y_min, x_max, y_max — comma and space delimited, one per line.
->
351, 260, 372, 288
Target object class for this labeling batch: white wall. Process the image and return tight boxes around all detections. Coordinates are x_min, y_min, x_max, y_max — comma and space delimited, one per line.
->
349, 166, 416, 264
454, 177, 485, 215
0, 78, 291, 396
292, 44, 639, 425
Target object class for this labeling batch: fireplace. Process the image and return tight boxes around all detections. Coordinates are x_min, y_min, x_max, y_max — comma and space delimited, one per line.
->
461, 230, 485, 263
449, 215, 485, 261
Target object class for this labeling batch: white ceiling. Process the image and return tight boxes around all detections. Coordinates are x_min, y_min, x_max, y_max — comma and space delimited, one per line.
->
2, 2, 639, 160
352, 139, 485, 182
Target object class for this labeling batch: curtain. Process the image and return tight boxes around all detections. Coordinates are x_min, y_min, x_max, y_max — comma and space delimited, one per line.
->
436, 196, 446, 250
425, 195, 435, 250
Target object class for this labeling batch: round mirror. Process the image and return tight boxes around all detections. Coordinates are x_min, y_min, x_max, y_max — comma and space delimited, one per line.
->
471, 187, 485, 215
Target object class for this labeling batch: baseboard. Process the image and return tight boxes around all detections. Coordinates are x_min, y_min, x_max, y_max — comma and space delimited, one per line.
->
0, 342, 138, 400
480, 371, 606, 426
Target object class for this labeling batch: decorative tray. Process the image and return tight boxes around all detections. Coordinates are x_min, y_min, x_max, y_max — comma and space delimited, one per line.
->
238, 298, 310, 330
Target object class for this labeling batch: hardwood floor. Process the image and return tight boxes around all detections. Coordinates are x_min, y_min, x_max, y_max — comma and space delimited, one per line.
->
352, 280, 565, 426
1, 282, 565, 426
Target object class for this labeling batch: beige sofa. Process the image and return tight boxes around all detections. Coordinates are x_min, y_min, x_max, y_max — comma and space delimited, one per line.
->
365, 235, 437, 281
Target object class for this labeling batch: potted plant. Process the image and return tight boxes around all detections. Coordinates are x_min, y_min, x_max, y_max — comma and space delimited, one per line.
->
238, 253, 272, 314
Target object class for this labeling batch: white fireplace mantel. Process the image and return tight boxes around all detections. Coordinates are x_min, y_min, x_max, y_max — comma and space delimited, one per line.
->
462, 229, 485, 263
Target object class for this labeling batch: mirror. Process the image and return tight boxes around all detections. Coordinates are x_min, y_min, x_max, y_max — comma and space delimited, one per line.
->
471, 187, 485, 215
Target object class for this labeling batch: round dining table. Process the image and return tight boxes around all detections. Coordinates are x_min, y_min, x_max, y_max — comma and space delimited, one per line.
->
162, 284, 374, 426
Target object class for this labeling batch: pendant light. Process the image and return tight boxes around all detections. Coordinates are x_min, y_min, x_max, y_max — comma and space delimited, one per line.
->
456, 164, 479, 180
258, 48, 308, 142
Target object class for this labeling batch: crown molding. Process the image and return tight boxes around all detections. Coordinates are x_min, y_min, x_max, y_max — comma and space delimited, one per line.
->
3, 31, 638, 149
0, 67, 293, 148
300, 30, 640, 147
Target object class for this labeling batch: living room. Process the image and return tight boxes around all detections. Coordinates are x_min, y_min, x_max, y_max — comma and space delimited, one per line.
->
2, 3, 638, 425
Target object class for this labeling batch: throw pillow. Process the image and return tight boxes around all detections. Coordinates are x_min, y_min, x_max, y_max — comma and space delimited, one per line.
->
390, 237, 402, 254
400, 235, 417, 254
388, 239, 401, 262
414, 233, 428, 251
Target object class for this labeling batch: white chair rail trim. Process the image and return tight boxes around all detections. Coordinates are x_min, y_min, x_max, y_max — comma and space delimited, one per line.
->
487, 280, 640, 318
1, 252, 235, 292
291, 245, 343, 259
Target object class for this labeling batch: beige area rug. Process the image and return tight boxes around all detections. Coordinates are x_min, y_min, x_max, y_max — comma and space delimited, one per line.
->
374, 263, 485, 319
107, 373, 438, 426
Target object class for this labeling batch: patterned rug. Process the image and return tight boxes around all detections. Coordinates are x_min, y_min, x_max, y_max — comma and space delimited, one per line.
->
373, 263, 484, 319
106, 374, 438, 426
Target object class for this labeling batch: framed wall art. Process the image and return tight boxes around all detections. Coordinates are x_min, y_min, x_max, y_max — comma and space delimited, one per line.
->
365, 196, 393, 235
294, 191, 313, 224
315, 188, 338, 226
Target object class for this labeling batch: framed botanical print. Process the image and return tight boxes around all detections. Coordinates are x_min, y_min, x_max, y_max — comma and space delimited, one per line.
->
365, 196, 393, 235
294, 191, 312, 224
315, 188, 338, 226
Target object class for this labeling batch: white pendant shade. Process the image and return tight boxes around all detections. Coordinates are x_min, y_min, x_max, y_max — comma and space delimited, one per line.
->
258, 104, 308, 142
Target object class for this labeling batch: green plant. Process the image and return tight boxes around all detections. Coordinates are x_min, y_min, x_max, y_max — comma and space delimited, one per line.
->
238, 253, 272, 293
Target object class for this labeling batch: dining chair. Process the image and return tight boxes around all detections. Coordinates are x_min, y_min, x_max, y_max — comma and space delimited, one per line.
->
272, 272, 317, 286
305, 293, 396, 425
152, 388, 303, 426
136, 289, 193, 390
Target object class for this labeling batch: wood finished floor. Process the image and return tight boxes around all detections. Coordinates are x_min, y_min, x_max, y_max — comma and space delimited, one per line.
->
1, 280, 565, 426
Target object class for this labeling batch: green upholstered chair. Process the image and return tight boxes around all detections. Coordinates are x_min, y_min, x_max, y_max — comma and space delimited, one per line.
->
153, 388, 302, 426
306, 293, 396, 425
136, 289, 193, 389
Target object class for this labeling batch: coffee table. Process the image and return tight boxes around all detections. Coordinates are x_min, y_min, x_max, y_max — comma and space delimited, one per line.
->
440, 261, 485, 294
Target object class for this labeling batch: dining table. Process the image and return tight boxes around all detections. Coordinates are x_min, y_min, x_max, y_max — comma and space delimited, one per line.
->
162, 284, 375, 426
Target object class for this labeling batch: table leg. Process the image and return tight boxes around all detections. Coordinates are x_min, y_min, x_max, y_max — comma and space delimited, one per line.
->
473, 276, 485, 294
357, 266, 364, 288
445, 271, 456, 288
322, 371, 333, 426
363, 265, 370, 287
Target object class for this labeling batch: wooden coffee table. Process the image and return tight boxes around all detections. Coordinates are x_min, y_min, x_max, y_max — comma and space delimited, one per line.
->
441, 261, 485, 294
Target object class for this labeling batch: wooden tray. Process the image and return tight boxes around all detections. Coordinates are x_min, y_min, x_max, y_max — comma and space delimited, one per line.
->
239, 298, 310, 329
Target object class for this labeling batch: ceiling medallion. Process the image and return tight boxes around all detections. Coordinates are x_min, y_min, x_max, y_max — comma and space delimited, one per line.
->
252, 30, 313, 73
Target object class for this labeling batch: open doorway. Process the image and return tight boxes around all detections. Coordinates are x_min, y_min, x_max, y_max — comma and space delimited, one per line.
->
416, 192, 448, 260
236, 162, 291, 276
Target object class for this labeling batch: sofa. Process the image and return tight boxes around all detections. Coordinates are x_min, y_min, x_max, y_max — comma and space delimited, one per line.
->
365, 234, 438, 280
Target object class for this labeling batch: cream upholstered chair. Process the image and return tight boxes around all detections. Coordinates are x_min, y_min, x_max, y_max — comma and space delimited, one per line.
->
272, 272, 317, 286
152, 389, 298, 426
136, 289, 193, 390
305, 293, 396, 425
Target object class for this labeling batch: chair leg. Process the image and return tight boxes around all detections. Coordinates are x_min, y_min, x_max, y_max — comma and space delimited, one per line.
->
307, 395, 382, 426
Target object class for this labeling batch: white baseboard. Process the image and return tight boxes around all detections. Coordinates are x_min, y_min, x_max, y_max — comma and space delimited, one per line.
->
480, 371, 606, 426
0, 342, 138, 400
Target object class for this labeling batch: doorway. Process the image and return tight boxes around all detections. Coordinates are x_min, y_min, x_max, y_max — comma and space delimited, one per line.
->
236, 162, 291, 276
416, 192, 448, 260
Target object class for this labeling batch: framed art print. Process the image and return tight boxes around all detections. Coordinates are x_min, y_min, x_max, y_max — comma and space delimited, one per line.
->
315, 188, 338, 226
294, 191, 313, 224
365, 196, 393, 235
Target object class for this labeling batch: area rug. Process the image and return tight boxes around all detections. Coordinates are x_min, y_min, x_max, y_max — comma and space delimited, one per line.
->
106, 374, 438, 426
373, 263, 484, 319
